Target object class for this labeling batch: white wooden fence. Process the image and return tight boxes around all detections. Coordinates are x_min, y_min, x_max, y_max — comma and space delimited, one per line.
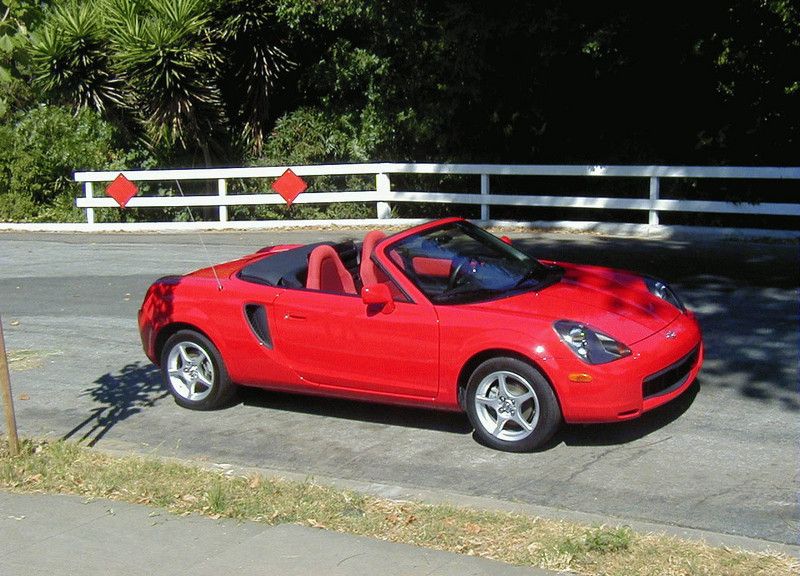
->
73, 163, 800, 236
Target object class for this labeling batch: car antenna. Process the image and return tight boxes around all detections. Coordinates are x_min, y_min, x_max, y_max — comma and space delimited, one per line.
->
175, 180, 223, 292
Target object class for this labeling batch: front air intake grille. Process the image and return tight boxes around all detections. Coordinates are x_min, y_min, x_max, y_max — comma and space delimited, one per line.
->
643, 345, 700, 398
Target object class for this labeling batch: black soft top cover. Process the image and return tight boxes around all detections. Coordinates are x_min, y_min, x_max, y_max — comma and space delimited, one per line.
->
238, 242, 332, 288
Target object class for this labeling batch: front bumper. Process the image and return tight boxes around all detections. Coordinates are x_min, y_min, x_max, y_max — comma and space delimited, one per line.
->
551, 311, 703, 423
138, 306, 156, 364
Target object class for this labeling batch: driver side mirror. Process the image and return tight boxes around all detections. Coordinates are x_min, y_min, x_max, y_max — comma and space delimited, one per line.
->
361, 283, 396, 314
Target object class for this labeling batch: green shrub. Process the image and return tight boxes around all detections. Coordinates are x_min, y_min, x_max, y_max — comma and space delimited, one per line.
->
0, 104, 148, 222
258, 106, 370, 165
239, 107, 375, 220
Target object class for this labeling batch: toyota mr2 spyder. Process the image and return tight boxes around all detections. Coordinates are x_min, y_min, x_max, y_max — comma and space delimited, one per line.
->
139, 218, 703, 452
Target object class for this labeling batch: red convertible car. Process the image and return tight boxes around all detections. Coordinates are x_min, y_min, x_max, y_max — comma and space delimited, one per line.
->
139, 218, 703, 452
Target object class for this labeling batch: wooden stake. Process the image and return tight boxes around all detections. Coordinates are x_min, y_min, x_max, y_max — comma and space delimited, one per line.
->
0, 314, 20, 456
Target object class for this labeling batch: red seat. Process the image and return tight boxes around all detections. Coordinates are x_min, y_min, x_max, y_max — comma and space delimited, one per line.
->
360, 230, 387, 286
306, 245, 356, 294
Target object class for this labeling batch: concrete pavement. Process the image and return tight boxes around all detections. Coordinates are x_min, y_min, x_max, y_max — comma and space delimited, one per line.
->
0, 491, 550, 576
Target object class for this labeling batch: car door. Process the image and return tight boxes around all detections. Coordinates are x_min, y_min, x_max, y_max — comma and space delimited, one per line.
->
272, 288, 439, 399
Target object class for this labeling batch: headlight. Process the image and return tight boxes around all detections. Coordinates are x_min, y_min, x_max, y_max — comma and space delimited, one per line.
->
644, 277, 685, 312
554, 320, 631, 365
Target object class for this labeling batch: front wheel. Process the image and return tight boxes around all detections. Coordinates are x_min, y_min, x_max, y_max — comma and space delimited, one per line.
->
160, 330, 236, 410
465, 357, 561, 452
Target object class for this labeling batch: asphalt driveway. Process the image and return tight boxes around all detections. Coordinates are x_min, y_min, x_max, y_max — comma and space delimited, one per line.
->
0, 228, 797, 545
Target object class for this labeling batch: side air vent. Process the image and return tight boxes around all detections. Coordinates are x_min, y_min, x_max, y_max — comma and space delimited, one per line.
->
244, 304, 273, 349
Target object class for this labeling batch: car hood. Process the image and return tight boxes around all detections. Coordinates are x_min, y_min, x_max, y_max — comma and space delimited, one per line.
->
471, 262, 681, 344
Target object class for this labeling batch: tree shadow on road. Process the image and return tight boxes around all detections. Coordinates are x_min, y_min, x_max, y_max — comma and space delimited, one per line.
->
63, 361, 169, 447
517, 236, 799, 414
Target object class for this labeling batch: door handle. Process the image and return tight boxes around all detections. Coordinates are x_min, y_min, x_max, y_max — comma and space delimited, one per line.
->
283, 313, 307, 320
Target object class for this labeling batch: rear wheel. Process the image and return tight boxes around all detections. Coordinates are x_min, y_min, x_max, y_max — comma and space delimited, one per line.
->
465, 357, 561, 452
160, 330, 236, 410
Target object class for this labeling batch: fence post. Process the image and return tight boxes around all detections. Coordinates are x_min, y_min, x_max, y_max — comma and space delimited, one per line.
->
648, 176, 660, 226
376, 173, 391, 219
0, 315, 20, 456
480, 174, 490, 221
84, 182, 95, 225
218, 178, 228, 223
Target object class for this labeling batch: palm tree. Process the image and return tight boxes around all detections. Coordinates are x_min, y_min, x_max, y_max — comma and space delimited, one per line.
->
216, 0, 294, 156
106, 0, 225, 163
30, 1, 126, 113
29, 0, 292, 162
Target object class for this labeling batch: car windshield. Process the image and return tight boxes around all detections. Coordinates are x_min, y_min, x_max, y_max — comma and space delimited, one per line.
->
386, 220, 555, 304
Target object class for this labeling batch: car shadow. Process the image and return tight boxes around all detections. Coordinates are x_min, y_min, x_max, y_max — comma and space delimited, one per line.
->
545, 380, 701, 449
240, 380, 699, 449
63, 361, 169, 447
239, 387, 474, 435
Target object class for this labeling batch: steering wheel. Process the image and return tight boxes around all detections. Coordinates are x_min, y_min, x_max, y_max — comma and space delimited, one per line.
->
446, 259, 466, 291
448, 257, 484, 291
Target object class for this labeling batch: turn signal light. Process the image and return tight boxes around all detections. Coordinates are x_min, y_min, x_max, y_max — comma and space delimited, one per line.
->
568, 373, 593, 383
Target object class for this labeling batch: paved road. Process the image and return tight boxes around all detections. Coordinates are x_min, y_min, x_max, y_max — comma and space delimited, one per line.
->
0, 229, 797, 546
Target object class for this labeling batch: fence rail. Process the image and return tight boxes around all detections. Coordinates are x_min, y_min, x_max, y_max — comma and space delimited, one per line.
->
73, 163, 800, 234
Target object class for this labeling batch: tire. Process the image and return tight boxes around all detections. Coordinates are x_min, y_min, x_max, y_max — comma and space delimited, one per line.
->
160, 330, 237, 410
465, 357, 561, 452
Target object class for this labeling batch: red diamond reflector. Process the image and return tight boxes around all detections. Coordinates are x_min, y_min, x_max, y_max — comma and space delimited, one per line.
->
106, 174, 138, 209
271, 169, 308, 207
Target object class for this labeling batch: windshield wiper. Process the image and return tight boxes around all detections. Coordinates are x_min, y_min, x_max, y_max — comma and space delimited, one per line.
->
513, 264, 546, 288
432, 286, 506, 304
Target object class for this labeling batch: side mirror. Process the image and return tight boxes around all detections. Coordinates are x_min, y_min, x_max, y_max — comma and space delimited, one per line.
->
361, 283, 396, 314
500, 235, 513, 245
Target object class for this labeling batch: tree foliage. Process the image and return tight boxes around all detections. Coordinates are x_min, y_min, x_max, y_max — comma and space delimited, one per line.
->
0, 0, 796, 224
0, 104, 144, 221
107, 0, 224, 158
216, 0, 294, 155
262, 0, 798, 166
30, 1, 125, 112
28, 0, 293, 161
0, 0, 46, 116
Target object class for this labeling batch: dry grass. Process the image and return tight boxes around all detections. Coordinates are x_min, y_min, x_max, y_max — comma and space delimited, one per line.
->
6, 349, 63, 371
0, 438, 796, 576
